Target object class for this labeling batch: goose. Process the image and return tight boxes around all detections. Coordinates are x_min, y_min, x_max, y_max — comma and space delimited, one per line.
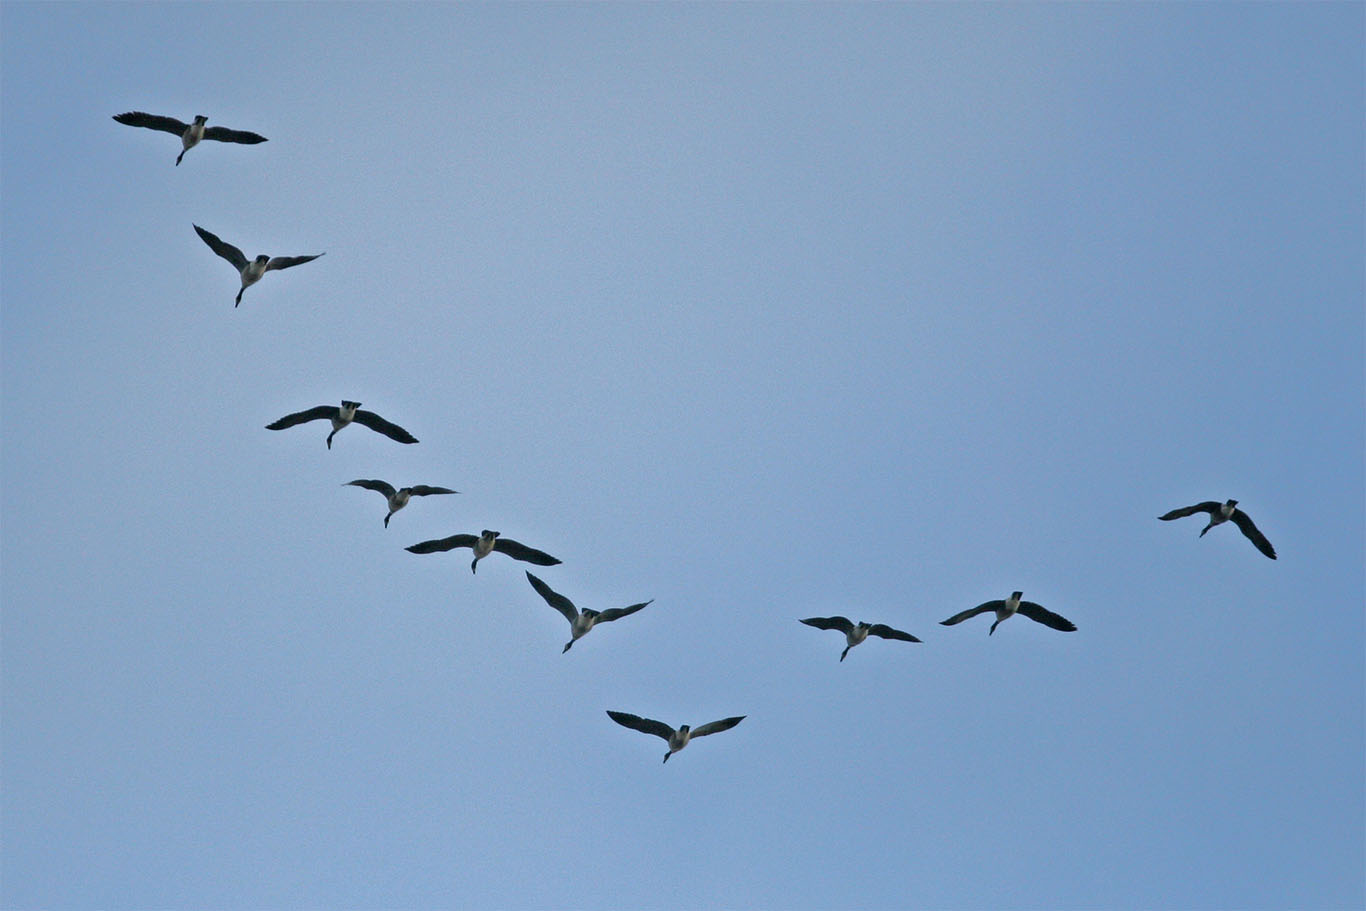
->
940, 591, 1076, 635
406, 530, 560, 574
193, 225, 323, 306
266, 401, 417, 449
606, 711, 745, 764
344, 479, 458, 527
798, 616, 922, 661
525, 572, 652, 653
1158, 499, 1276, 559
113, 111, 266, 165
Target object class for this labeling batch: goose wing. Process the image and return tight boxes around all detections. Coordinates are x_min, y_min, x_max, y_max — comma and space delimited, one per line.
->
1159, 501, 1222, 521
345, 479, 396, 498
492, 537, 561, 566
266, 252, 324, 272
409, 486, 458, 497
596, 600, 653, 623
940, 601, 1003, 626
868, 624, 922, 643
406, 534, 478, 554
113, 111, 188, 135
266, 405, 338, 430
606, 711, 674, 741
1230, 509, 1277, 559
799, 616, 855, 634
351, 409, 418, 444
202, 125, 268, 144
526, 572, 578, 622
193, 225, 248, 271
1016, 601, 1077, 632
692, 716, 746, 738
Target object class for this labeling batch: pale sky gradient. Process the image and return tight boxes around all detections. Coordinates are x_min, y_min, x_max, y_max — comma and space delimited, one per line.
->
3, 3, 1363, 909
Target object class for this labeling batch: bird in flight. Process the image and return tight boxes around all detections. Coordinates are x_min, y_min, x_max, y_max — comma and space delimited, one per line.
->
344, 479, 457, 527
525, 572, 652, 653
940, 591, 1076, 636
266, 401, 417, 449
114, 111, 267, 165
798, 616, 921, 662
1158, 499, 1276, 559
406, 530, 560, 574
194, 225, 323, 307
606, 711, 745, 763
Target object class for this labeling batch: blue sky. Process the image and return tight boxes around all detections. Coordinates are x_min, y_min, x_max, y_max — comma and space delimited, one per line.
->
2, 3, 1362, 909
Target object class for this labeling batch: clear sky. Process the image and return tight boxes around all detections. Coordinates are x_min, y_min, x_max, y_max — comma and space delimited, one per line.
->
2, 3, 1362, 909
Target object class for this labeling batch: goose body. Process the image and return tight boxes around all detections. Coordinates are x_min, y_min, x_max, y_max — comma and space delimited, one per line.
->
940, 591, 1076, 635
799, 616, 922, 661
606, 711, 745, 763
194, 225, 323, 306
113, 111, 267, 165
344, 479, 457, 527
525, 572, 651, 653
266, 401, 417, 449
1158, 499, 1276, 559
406, 530, 561, 574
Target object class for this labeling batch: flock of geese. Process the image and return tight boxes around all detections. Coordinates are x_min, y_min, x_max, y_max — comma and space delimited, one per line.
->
114, 109, 1281, 765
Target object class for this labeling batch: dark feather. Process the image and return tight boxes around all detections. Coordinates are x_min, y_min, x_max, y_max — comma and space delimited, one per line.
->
113, 111, 188, 135
1158, 501, 1222, 521
1016, 601, 1077, 632
1230, 509, 1277, 559
193, 225, 248, 271
526, 572, 578, 622
799, 616, 855, 634
940, 601, 1001, 626
692, 716, 746, 738
406, 534, 478, 554
868, 624, 922, 643
202, 125, 268, 144
265, 405, 338, 430
351, 409, 418, 444
606, 711, 674, 741
492, 537, 560, 566
266, 253, 324, 272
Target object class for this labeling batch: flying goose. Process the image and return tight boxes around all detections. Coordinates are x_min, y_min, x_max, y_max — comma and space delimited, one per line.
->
193, 225, 323, 306
799, 616, 922, 661
406, 530, 560, 574
344, 479, 458, 527
113, 111, 267, 165
1158, 499, 1276, 559
606, 711, 745, 763
940, 591, 1076, 635
525, 572, 652, 653
266, 401, 417, 449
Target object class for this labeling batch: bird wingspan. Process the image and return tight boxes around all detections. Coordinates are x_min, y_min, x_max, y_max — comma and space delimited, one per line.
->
692, 716, 746, 738
266, 405, 338, 430
409, 486, 457, 497
799, 616, 855, 634
202, 125, 268, 144
868, 624, 922, 643
493, 537, 561, 566
1158, 501, 1222, 520
351, 409, 418, 444
114, 111, 188, 135
193, 225, 248, 271
597, 600, 653, 623
526, 572, 578, 622
266, 252, 324, 272
607, 711, 674, 741
1230, 510, 1277, 559
406, 534, 478, 554
1016, 601, 1077, 632
345, 479, 397, 498
940, 602, 1000, 626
